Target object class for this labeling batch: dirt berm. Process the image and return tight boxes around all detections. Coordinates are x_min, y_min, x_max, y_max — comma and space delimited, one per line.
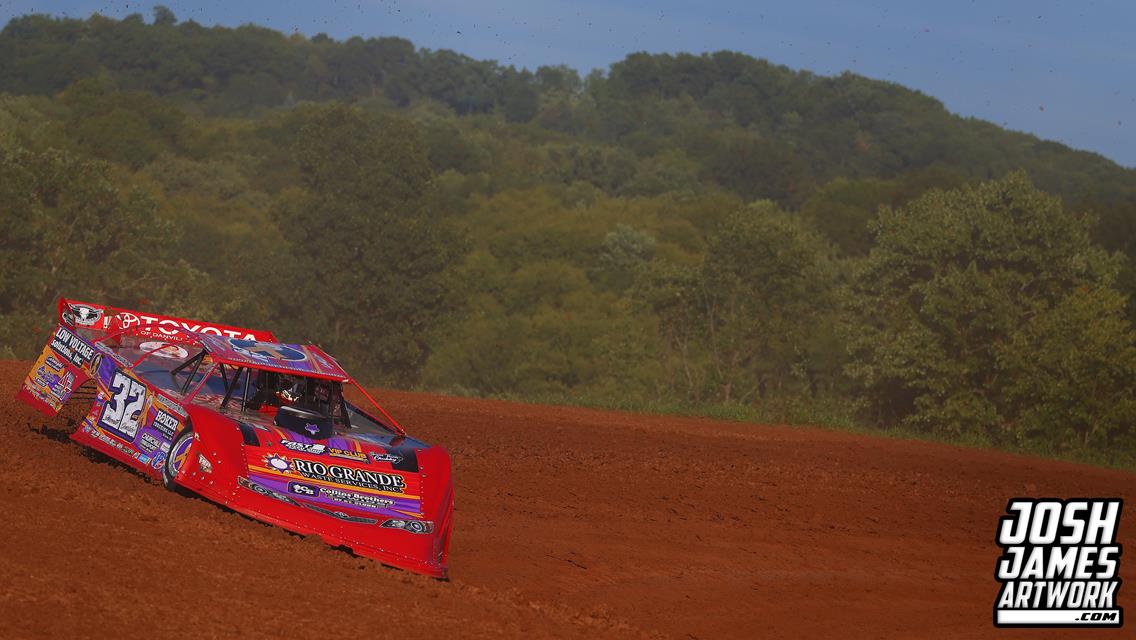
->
0, 361, 1131, 638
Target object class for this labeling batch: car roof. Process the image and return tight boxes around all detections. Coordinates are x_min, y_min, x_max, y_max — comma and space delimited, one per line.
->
195, 334, 351, 381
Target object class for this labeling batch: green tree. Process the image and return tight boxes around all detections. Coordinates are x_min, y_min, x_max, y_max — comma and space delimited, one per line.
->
845, 172, 1136, 450
697, 203, 836, 401
535, 65, 581, 94
1000, 287, 1136, 451
635, 203, 837, 403
60, 79, 191, 168
152, 6, 177, 27
499, 68, 539, 123
593, 224, 656, 292
800, 177, 897, 256
633, 259, 705, 398
0, 147, 204, 356
698, 133, 813, 205
272, 103, 462, 384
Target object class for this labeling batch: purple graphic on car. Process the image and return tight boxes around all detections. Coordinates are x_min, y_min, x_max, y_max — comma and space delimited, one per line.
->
264, 454, 290, 472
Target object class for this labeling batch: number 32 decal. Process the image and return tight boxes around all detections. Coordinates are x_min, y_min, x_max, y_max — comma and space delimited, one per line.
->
99, 371, 147, 439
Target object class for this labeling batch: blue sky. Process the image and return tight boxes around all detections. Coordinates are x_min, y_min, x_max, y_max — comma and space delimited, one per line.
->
3, 1, 1134, 167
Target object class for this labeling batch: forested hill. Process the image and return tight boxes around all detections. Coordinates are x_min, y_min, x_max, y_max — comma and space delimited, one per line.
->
2, 12, 1135, 217
4, 10, 1136, 466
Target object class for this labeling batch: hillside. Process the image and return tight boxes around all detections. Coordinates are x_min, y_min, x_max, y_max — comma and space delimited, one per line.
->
2, 12, 1135, 210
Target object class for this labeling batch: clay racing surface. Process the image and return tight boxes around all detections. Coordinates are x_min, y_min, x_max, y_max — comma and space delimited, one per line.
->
0, 360, 1132, 639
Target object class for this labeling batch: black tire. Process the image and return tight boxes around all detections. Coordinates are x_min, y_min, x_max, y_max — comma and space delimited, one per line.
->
163, 428, 194, 491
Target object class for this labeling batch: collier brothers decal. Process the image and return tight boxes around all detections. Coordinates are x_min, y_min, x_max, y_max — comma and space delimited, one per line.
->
319, 486, 395, 509
286, 482, 394, 509
238, 477, 378, 524
994, 498, 1123, 628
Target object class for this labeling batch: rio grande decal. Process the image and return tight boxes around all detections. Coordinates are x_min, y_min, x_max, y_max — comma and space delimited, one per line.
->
292, 459, 405, 493
260, 454, 405, 493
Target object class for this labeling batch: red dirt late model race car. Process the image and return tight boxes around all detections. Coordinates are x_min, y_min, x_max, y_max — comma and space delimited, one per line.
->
17, 298, 454, 578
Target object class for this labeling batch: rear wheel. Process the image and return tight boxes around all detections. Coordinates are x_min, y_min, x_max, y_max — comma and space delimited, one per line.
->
163, 428, 194, 491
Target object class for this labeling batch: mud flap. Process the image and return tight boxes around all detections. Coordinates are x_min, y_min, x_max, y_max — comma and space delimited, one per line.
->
15, 328, 96, 416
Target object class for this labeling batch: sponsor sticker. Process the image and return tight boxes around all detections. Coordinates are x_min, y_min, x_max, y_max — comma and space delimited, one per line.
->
67, 304, 104, 327
368, 452, 403, 464
309, 349, 339, 373
994, 498, 1123, 627
32, 366, 60, 390
228, 338, 307, 362
320, 486, 394, 509
263, 453, 291, 472
139, 341, 190, 360
159, 398, 188, 418
240, 477, 376, 524
115, 311, 259, 340
95, 342, 133, 368
280, 440, 327, 455
49, 371, 75, 401
139, 433, 163, 454
292, 459, 406, 493
150, 408, 181, 439
49, 326, 98, 368
87, 423, 140, 457
287, 482, 319, 497
328, 447, 368, 463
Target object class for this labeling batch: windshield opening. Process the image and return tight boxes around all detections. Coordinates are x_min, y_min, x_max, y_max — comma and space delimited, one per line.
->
187, 365, 398, 435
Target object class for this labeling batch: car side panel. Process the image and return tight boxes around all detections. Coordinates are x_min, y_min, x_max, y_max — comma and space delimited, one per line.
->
68, 341, 189, 479
173, 404, 248, 500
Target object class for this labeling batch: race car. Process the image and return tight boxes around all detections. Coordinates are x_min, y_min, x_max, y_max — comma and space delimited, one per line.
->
16, 298, 454, 578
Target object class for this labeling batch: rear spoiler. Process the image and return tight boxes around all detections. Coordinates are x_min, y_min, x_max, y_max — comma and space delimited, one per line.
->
58, 298, 276, 344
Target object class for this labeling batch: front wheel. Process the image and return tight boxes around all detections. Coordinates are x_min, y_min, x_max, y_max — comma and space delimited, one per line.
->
163, 428, 195, 491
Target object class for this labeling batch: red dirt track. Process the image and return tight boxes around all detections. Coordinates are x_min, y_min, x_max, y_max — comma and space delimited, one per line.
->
1, 360, 1133, 639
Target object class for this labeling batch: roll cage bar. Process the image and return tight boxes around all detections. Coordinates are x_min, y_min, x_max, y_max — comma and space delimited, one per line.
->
94, 323, 406, 435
